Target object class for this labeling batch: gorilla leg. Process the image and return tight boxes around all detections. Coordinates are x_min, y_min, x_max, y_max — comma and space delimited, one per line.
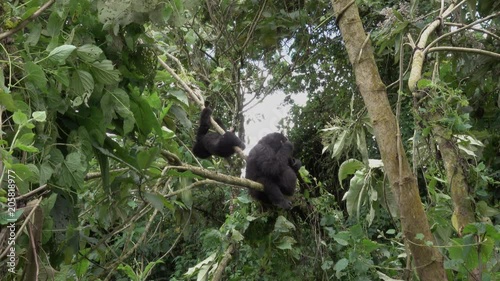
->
279, 167, 298, 196
252, 177, 292, 209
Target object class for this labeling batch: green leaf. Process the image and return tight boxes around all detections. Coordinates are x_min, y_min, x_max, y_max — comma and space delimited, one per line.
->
169, 90, 189, 106
14, 133, 38, 152
46, 11, 63, 37
338, 159, 365, 189
13, 111, 28, 125
130, 92, 162, 137
331, 130, 348, 158
274, 215, 296, 233
333, 232, 350, 246
117, 264, 137, 279
32, 111, 46, 122
54, 67, 70, 87
342, 171, 365, 218
417, 79, 432, 89
47, 45, 77, 65
101, 88, 135, 134
9, 163, 35, 180
24, 22, 41, 46
39, 162, 54, 185
0, 91, 15, 111
137, 147, 160, 170
334, 258, 349, 278
25, 61, 47, 89
276, 236, 296, 250
477, 201, 500, 217
90, 60, 120, 84
144, 192, 173, 213
76, 44, 104, 62
415, 233, 425, 240
70, 70, 94, 106
231, 229, 244, 242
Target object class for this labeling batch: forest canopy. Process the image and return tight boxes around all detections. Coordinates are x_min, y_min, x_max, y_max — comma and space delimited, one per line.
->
0, 0, 499, 280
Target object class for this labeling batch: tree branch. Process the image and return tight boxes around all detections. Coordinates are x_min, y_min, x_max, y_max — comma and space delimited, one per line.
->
168, 165, 263, 191
408, 0, 465, 92
0, 0, 55, 40
427, 46, 500, 59
157, 55, 246, 158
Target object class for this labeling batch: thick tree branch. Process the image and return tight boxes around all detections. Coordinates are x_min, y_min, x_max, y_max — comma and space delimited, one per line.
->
408, 0, 464, 92
168, 165, 263, 191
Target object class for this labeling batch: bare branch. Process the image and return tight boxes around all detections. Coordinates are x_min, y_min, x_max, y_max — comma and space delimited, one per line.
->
427, 46, 500, 59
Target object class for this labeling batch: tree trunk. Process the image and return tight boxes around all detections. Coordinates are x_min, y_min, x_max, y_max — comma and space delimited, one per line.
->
330, 1, 447, 280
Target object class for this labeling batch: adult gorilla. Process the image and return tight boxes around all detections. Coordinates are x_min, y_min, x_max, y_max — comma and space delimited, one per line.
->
246, 133, 301, 209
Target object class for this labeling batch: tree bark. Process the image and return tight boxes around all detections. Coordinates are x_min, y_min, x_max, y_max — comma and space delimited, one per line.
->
431, 120, 475, 235
330, 1, 447, 280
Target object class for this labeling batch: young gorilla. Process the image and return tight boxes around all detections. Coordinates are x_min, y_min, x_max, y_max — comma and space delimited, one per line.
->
192, 103, 246, 159
246, 133, 302, 209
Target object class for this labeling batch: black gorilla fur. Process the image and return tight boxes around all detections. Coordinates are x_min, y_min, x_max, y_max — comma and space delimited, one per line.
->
246, 133, 302, 209
192, 104, 246, 159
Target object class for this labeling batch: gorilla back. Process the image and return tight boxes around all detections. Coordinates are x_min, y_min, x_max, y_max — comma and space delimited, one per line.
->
246, 133, 301, 209
192, 105, 246, 159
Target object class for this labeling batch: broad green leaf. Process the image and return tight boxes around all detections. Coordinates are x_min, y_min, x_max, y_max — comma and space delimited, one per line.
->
417, 79, 432, 89
9, 163, 35, 180
15, 133, 38, 152
24, 22, 41, 46
101, 88, 135, 134
39, 162, 54, 185
70, 70, 94, 106
331, 130, 348, 158
169, 90, 189, 106
137, 147, 160, 170
47, 45, 77, 65
13, 111, 28, 125
338, 159, 364, 189
476, 201, 500, 217
377, 271, 403, 281
32, 111, 46, 122
143, 260, 164, 277
25, 61, 47, 89
46, 12, 63, 37
117, 264, 137, 279
274, 215, 296, 233
276, 236, 296, 250
333, 232, 350, 246
342, 171, 365, 218
50, 67, 70, 87
231, 229, 244, 242
356, 128, 368, 164
90, 60, 120, 84
130, 93, 162, 137
76, 44, 104, 62
334, 258, 348, 271
185, 253, 216, 276
0, 91, 15, 111
144, 192, 173, 213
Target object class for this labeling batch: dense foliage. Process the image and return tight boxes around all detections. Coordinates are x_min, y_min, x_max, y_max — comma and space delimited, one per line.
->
0, 0, 499, 280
